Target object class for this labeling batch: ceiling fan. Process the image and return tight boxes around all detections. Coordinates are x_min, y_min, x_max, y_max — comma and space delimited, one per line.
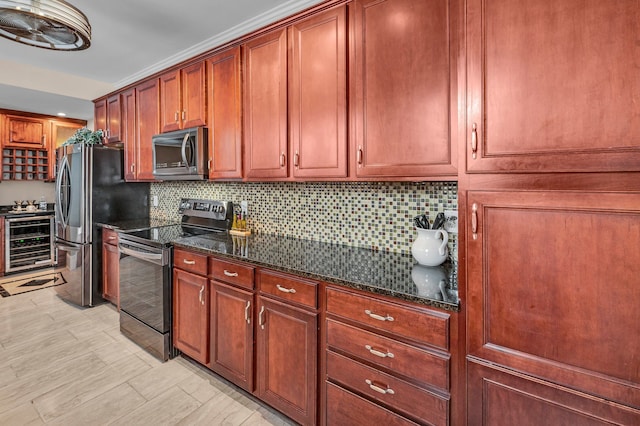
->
0, 0, 90, 50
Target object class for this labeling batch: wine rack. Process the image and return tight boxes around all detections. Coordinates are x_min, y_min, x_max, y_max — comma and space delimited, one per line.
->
2, 147, 49, 180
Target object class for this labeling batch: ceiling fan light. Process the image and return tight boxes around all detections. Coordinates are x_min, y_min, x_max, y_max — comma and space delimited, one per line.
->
0, 0, 91, 51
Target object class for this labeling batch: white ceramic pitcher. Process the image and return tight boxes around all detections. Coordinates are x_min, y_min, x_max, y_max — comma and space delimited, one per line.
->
411, 228, 448, 266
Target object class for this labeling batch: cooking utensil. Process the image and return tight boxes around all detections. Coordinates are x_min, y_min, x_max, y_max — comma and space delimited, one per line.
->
432, 212, 445, 230
414, 214, 430, 229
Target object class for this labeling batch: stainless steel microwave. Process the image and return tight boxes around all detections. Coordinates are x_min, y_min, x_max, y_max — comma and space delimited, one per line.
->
152, 126, 208, 180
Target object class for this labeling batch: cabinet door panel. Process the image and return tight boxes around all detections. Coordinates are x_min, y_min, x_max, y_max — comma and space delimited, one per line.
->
290, 5, 347, 178
467, 191, 640, 408
122, 88, 137, 181
135, 79, 160, 180
255, 296, 317, 425
352, 0, 456, 178
94, 100, 107, 135
467, 0, 640, 172
106, 94, 122, 143
181, 61, 207, 129
207, 47, 243, 179
6, 115, 46, 147
173, 269, 209, 364
102, 241, 119, 308
243, 29, 288, 179
160, 70, 181, 133
209, 281, 253, 391
467, 360, 640, 426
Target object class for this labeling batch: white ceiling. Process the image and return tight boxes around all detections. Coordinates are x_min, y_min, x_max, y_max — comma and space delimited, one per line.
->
0, 0, 324, 121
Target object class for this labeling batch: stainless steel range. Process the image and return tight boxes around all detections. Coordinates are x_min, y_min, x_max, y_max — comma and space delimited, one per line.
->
117, 198, 234, 361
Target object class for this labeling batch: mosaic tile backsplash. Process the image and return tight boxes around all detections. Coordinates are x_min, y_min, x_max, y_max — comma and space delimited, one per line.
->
150, 181, 458, 257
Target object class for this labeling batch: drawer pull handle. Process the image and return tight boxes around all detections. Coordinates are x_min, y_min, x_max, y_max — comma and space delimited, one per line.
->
244, 300, 251, 324
276, 284, 296, 294
223, 270, 238, 277
198, 285, 205, 305
259, 305, 265, 329
365, 379, 395, 395
108, 236, 117, 240
364, 310, 394, 322
183, 259, 196, 265
365, 345, 394, 359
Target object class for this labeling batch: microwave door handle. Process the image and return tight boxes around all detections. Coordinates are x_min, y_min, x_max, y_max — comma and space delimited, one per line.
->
181, 132, 190, 170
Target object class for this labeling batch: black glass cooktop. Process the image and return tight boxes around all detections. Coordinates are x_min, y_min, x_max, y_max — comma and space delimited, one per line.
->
121, 224, 226, 247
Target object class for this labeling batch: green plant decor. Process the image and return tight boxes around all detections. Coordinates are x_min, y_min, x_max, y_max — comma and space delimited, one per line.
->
63, 128, 105, 146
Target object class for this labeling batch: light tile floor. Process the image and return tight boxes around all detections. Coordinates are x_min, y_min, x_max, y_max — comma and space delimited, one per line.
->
0, 286, 296, 425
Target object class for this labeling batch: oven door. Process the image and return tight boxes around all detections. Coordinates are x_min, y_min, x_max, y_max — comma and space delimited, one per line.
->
118, 239, 171, 333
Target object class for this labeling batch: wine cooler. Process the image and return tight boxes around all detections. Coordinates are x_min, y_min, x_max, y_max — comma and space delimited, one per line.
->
5, 214, 55, 273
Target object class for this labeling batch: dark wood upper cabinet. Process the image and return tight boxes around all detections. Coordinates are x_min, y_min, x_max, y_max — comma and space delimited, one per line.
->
351, 0, 457, 179
466, 190, 640, 410
4, 115, 47, 148
243, 28, 289, 179
95, 95, 122, 144
135, 78, 160, 181
160, 62, 206, 133
289, 5, 347, 179
122, 88, 137, 181
206, 46, 243, 180
106, 94, 122, 143
466, 0, 640, 173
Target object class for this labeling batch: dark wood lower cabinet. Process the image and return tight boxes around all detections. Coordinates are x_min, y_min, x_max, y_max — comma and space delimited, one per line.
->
326, 382, 418, 425
101, 228, 119, 308
255, 296, 317, 426
467, 359, 640, 426
209, 280, 254, 392
173, 268, 209, 365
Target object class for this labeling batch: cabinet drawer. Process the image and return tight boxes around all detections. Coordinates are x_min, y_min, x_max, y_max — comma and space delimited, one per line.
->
258, 269, 317, 308
326, 382, 418, 426
103, 228, 119, 246
209, 257, 254, 290
326, 286, 449, 350
327, 319, 449, 391
174, 248, 207, 275
327, 351, 449, 426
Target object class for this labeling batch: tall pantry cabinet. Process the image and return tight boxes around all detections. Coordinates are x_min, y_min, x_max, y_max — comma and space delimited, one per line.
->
461, 0, 640, 424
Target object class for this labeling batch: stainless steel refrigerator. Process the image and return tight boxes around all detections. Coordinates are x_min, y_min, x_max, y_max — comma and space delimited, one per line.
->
54, 144, 149, 307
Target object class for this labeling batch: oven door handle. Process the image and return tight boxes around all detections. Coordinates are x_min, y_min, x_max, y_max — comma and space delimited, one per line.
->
119, 245, 165, 264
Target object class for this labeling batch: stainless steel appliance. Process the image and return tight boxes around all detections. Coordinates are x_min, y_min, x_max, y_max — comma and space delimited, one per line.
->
118, 198, 234, 361
4, 212, 55, 273
152, 126, 208, 180
54, 144, 149, 307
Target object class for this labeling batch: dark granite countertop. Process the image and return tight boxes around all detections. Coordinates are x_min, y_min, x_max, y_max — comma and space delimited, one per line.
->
96, 218, 178, 232
173, 232, 459, 312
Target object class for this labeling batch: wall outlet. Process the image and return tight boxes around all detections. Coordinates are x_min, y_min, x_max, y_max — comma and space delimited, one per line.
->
240, 200, 248, 215
444, 210, 458, 234
152, 195, 158, 207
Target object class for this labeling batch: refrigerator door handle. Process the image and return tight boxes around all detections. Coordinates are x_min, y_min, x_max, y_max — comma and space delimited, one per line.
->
55, 155, 69, 229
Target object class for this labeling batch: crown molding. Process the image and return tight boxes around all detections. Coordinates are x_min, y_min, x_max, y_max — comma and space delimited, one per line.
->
114, 0, 324, 89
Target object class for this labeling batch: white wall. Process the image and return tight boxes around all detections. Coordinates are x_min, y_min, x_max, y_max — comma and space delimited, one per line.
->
0, 181, 55, 206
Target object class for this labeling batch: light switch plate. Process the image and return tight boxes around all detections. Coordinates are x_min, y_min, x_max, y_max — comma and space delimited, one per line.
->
152, 195, 158, 207
444, 210, 458, 234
